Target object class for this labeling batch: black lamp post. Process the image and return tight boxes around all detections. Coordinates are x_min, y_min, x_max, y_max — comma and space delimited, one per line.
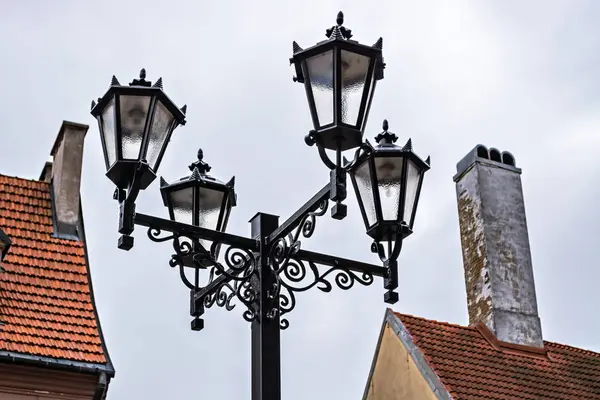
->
93, 13, 429, 400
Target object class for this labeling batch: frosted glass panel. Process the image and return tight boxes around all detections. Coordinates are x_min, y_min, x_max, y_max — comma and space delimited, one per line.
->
354, 161, 376, 226
169, 186, 194, 250
375, 157, 404, 221
341, 50, 369, 126
306, 51, 333, 126
197, 188, 224, 250
119, 95, 151, 160
403, 160, 421, 225
147, 100, 174, 170
101, 98, 117, 168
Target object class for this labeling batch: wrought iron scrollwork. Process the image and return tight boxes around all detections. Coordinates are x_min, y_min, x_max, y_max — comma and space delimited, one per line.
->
269, 200, 375, 328
146, 225, 258, 322
203, 272, 258, 322
305, 130, 374, 172
275, 257, 374, 329
271, 199, 328, 269
204, 243, 258, 322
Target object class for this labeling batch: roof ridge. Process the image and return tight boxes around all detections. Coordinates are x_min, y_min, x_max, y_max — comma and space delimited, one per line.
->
0, 173, 44, 183
397, 311, 600, 356
545, 340, 600, 357
394, 311, 473, 330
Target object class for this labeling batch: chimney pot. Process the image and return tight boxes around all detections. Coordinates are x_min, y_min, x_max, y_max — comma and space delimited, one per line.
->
46, 121, 88, 240
454, 145, 543, 348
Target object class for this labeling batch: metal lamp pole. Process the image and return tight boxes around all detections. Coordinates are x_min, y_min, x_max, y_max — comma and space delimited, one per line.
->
90, 13, 430, 400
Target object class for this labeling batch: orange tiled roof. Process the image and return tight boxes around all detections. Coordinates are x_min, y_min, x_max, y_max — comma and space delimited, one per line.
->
395, 312, 600, 399
0, 175, 110, 367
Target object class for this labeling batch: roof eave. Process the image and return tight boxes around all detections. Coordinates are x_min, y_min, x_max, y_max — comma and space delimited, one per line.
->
0, 350, 114, 377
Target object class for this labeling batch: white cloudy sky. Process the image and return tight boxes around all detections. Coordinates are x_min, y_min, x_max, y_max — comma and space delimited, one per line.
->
1, 0, 599, 398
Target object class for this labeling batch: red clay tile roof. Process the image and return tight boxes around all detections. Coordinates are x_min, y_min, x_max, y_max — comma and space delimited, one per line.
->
0, 175, 109, 366
395, 312, 600, 399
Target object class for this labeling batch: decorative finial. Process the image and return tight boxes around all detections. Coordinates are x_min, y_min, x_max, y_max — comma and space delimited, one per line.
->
91, 100, 96, 110
292, 41, 303, 54
188, 148, 212, 174
190, 167, 202, 180
425, 155, 431, 165
152, 77, 163, 89
180, 104, 187, 115
129, 68, 152, 87
374, 119, 398, 145
159, 176, 168, 187
403, 138, 412, 151
336, 11, 344, 26
373, 37, 383, 50
110, 75, 120, 86
326, 11, 353, 40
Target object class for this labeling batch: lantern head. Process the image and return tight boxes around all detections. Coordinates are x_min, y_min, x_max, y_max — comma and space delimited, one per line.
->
160, 149, 236, 264
91, 69, 187, 191
348, 120, 430, 242
291, 12, 385, 152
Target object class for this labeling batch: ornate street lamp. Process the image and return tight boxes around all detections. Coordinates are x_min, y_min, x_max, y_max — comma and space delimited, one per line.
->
90, 69, 187, 191
91, 70, 187, 249
291, 11, 384, 152
348, 120, 430, 242
160, 149, 236, 267
346, 120, 430, 303
93, 13, 429, 400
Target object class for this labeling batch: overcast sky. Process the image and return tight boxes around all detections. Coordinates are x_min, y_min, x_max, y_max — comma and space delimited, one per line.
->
1, 0, 599, 398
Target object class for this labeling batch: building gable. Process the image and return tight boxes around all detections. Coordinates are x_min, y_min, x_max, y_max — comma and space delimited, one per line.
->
364, 309, 454, 400
366, 310, 600, 399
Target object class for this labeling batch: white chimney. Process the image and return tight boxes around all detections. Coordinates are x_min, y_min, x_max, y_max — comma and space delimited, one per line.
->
42, 121, 88, 240
453, 145, 543, 348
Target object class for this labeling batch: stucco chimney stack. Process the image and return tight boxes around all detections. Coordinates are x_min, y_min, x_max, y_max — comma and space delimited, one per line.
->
45, 121, 88, 240
453, 145, 543, 348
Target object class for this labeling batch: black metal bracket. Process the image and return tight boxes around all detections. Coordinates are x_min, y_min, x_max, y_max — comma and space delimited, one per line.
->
124, 179, 399, 331
114, 163, 147, 251
306, 132, 375, 220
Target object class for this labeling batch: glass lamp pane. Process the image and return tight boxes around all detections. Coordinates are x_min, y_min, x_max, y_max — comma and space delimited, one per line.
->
169, 186, 194, 225
306, 51, 334, 127
375, 156, 404, 221
403, 160, 421, 226
119, 95, 151, 160
101, 98, 117, 168
341, 50, 370, 126
169, 186, 194, 251
354, 161, 377, 227
197, 188, 225, 250
146, 100, 175, 170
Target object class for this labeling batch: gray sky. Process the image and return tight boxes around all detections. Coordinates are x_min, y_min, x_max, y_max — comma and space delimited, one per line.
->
1, 0, 599, 398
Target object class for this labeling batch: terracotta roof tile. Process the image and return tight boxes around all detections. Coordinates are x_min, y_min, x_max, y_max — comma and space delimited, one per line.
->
0, 174, 109, 366
394, 312, 600, 399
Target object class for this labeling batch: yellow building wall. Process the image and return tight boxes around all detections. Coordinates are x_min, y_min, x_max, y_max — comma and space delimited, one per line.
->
365, 324, 438, 400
